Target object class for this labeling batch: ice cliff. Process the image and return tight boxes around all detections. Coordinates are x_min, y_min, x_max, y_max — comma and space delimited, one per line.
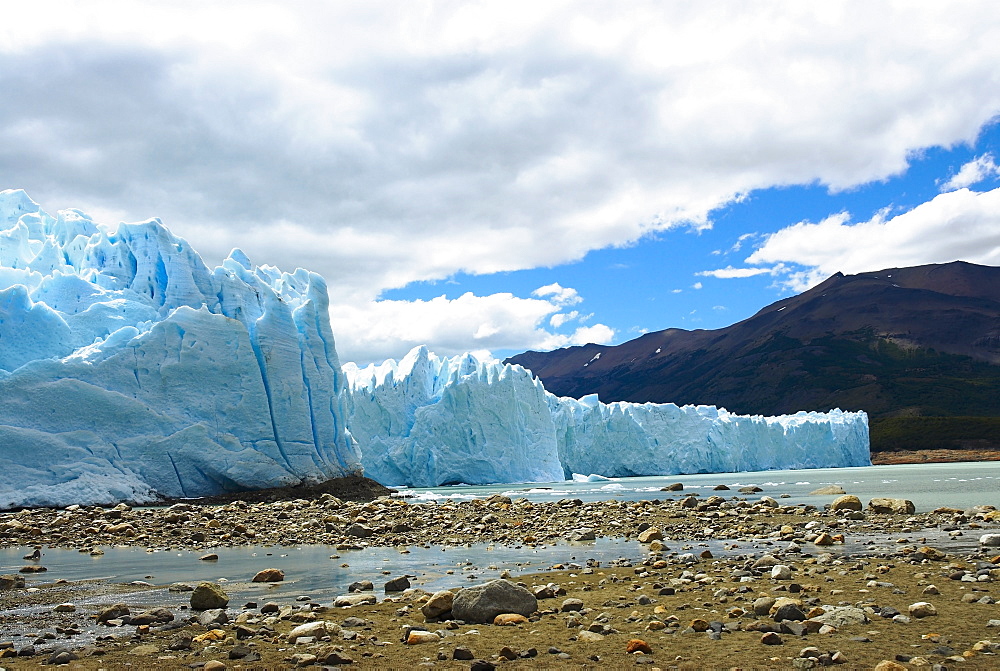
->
344, 348, 871, 487
343, 347, 565, 487
1, 190, 870, 507
0, 189, 360, 508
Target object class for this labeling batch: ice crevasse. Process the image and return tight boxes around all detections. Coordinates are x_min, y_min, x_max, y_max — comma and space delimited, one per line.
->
0, 189, 361, 508
343, 348, 871, 488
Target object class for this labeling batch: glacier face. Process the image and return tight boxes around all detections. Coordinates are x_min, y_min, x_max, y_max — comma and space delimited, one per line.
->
344, 348, 871, 487
0, 190, 360, 508
343, 346, 566, 487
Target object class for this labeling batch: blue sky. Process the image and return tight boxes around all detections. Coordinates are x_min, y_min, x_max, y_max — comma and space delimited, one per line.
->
3, 3, 1000, 364
385, 122, 1000, 359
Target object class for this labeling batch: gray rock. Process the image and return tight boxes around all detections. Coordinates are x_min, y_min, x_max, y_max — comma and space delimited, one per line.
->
979, 533, 1000, 547
346, 523, 373, 538
96, 603, 130, 624
808, 606, 869, 627
129, 608, 174, 625
348, 580, 374, 592
753, 597, 776, 616
773, 604, 806, 621
384, 576, 410, 592
190, 582, 230, 610
198, 608, 230, 626
561, 598, 585, 612
452, 579, 538, 624
810, 485, 847, 496
334, 593, 377, 607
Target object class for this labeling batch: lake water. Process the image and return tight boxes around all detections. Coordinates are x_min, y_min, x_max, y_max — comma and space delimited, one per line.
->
398, 461, 1000, 512
2, 461, 998, 647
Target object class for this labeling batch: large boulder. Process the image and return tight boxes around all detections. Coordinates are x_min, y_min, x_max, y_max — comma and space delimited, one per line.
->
451, 580, 537, 624
190, 582, 229, 610
421, 590, 455, 619
830, 495, 862, 511
868, 498, 915, 514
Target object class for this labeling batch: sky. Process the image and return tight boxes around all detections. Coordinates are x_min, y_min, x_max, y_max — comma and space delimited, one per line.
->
2, 2, 1000, 365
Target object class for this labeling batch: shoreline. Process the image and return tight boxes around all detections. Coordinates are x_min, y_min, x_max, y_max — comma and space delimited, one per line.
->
2, 487, 1000, 668
870, 448, 1000, 465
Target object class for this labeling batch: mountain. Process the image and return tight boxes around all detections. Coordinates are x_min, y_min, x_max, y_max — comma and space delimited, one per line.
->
506, 261, 1000, 453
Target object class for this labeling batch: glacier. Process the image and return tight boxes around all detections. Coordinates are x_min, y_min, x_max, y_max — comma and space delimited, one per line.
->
343, 348, 871, 488
0, 189, 361, 509
1, 190, 870, 507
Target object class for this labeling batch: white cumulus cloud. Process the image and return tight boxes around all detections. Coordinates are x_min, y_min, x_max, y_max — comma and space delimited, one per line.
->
331, 289, 614, 364
941, 153, 1000, 191
745, 187, 1000, 291
697, 265, 776, 279
4, 2, 1000, 360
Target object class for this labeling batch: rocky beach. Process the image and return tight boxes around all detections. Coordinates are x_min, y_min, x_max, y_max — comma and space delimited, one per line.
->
2, 482, 1000, 669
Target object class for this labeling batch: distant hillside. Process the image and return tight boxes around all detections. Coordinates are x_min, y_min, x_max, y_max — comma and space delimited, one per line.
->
506, 261, 1000, 453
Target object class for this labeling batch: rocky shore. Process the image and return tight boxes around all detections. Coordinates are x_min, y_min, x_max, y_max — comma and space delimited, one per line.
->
2, 486, 1000, 669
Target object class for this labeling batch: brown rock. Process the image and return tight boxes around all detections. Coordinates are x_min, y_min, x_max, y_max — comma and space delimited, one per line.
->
18, 565, 46, 573
493, 613, 528, 625
0, 574, 25, 589
690, 618, 710, 632
829, 494, 862, 511
637, 527, 663, 543
626, 639, 653, 654
760, 632, 783, 645
96, 603, 130, 624
251, 568, 284, 583
421, 590, 455, 619
406, 630, 440, 645
908, 601, 937, 618
868, 498, 915, 514
873, 662, 908, 671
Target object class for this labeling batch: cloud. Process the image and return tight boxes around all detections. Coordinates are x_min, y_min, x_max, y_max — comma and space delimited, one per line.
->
691, 282, 703, 290
745, 187, 1000, 291
697, 265, 775, 279
550, 310, 580, 328
941, 153, 1000, 191
330, 289, 615, 364
4, 3, 1000, 360
533, 283, 583, 306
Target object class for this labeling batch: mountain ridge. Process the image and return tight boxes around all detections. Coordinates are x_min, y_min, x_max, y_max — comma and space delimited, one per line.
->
506, 261, 1000, 452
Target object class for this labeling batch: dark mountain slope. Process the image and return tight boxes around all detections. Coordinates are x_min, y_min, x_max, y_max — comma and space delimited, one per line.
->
506, 261, 1000, 452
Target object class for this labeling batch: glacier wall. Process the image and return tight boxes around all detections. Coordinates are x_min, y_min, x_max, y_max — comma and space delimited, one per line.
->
343, 347, 566, 487
0, 190, 361, 508
344, 348, 871, 487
